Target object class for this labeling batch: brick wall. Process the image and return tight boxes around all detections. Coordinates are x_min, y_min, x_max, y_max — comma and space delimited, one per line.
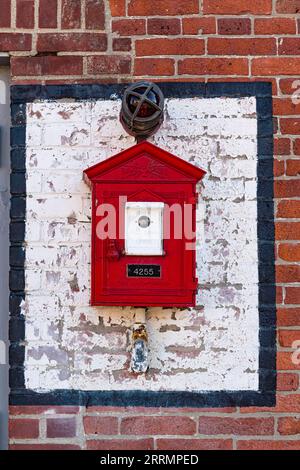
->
3, 0, 300, 451
8, 401, 300, 450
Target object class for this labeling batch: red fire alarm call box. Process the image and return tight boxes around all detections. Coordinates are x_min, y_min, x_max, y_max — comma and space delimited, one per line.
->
84, 141, 205, 307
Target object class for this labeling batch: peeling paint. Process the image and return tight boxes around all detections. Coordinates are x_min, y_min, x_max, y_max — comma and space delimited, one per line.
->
23, 98, 259, 392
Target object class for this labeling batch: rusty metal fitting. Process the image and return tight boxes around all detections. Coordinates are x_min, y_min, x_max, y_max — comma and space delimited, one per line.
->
131, 323, 149, 374
132, 324, 148, 343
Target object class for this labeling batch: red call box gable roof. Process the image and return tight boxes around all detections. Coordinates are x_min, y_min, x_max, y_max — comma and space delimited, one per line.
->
83, 141, 206, 184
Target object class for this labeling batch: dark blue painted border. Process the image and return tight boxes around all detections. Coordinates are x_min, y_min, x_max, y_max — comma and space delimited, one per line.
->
9, 82, 276, 407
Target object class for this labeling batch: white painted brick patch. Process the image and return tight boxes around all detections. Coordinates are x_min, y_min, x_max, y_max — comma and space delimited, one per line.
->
23, 97, 259, 392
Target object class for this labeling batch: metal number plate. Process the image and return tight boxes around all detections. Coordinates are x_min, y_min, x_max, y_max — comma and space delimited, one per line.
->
127, 264, 161, 278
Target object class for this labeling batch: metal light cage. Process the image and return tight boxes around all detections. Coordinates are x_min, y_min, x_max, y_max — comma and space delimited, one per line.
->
120, 82, 164, 140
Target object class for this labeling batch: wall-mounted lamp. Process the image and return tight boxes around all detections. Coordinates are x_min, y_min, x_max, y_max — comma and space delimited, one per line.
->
120, 81, 164, 141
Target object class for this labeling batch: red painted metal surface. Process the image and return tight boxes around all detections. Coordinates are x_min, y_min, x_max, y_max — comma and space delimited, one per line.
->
84, 141, 205, 307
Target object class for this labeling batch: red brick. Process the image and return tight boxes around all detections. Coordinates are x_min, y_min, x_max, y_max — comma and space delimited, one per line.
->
218, 18, 251, 35
83, 416, 118, 435
275, 180, 300, 197
274, 138, 291, 155
274, 98, 300, 116
121, 416, 196, 435
178, 58, 249, 76
286, 160, 300, 176
61, 0, 81, 29
87, 406, 235, 413
13, 79, 68, 84
136, 38, 205, 57
161, 407, 236, 413
277, 286, 284, 304
0, 0, 11, 27
255, 18, 296, 35
9, 444, 81, 450
276, 0, 300, 13
147, 18, 181, 36
198, 417, 274, 436
9, 405, 80, 415
134, 58, 174, 76
277, 372, 299, 391
275, 135, 286, 153
277, 264, 300, 282
112, 19, 146, 36
277, 201, 300, 219
39, 0, 57, 28
113, 38, 131, 52
285, 287, 300, 304
157, 439, 233, 450
16, 0, 34, 29
176, 75, 237, 83
0, 33, 31, 51
279, 330, 300, 347
274, 159, 285, 177
278, 417, 300, 435
208, 38, 276, 56
277, 351, 300, 370
9, 418, 39, 439
294, 139, 300, 155
238, 440, 300, 450
87, 55, 131, 74
47, 417, 77, 438
279, 38, 300, 56
128, 0, 199, 16
109, 0, 125, 16
87, 439, 154, 450
42, 78, 130, 84
277, 307, 300, 326
273, 140, 282, 157
276, 222, 300, 240
11, 56, 83, 76
85, 406, 161, 413
182, 17, 216, 35
37, 33, 107, 52
280, 78, 300, 96
86, 0, 105, 30
252, 58, 300, 76
241, 395, 300, 413
203, 0, 272, 14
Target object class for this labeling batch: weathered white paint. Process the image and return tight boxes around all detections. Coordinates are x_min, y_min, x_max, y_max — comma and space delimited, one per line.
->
23, 97, 259, 392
